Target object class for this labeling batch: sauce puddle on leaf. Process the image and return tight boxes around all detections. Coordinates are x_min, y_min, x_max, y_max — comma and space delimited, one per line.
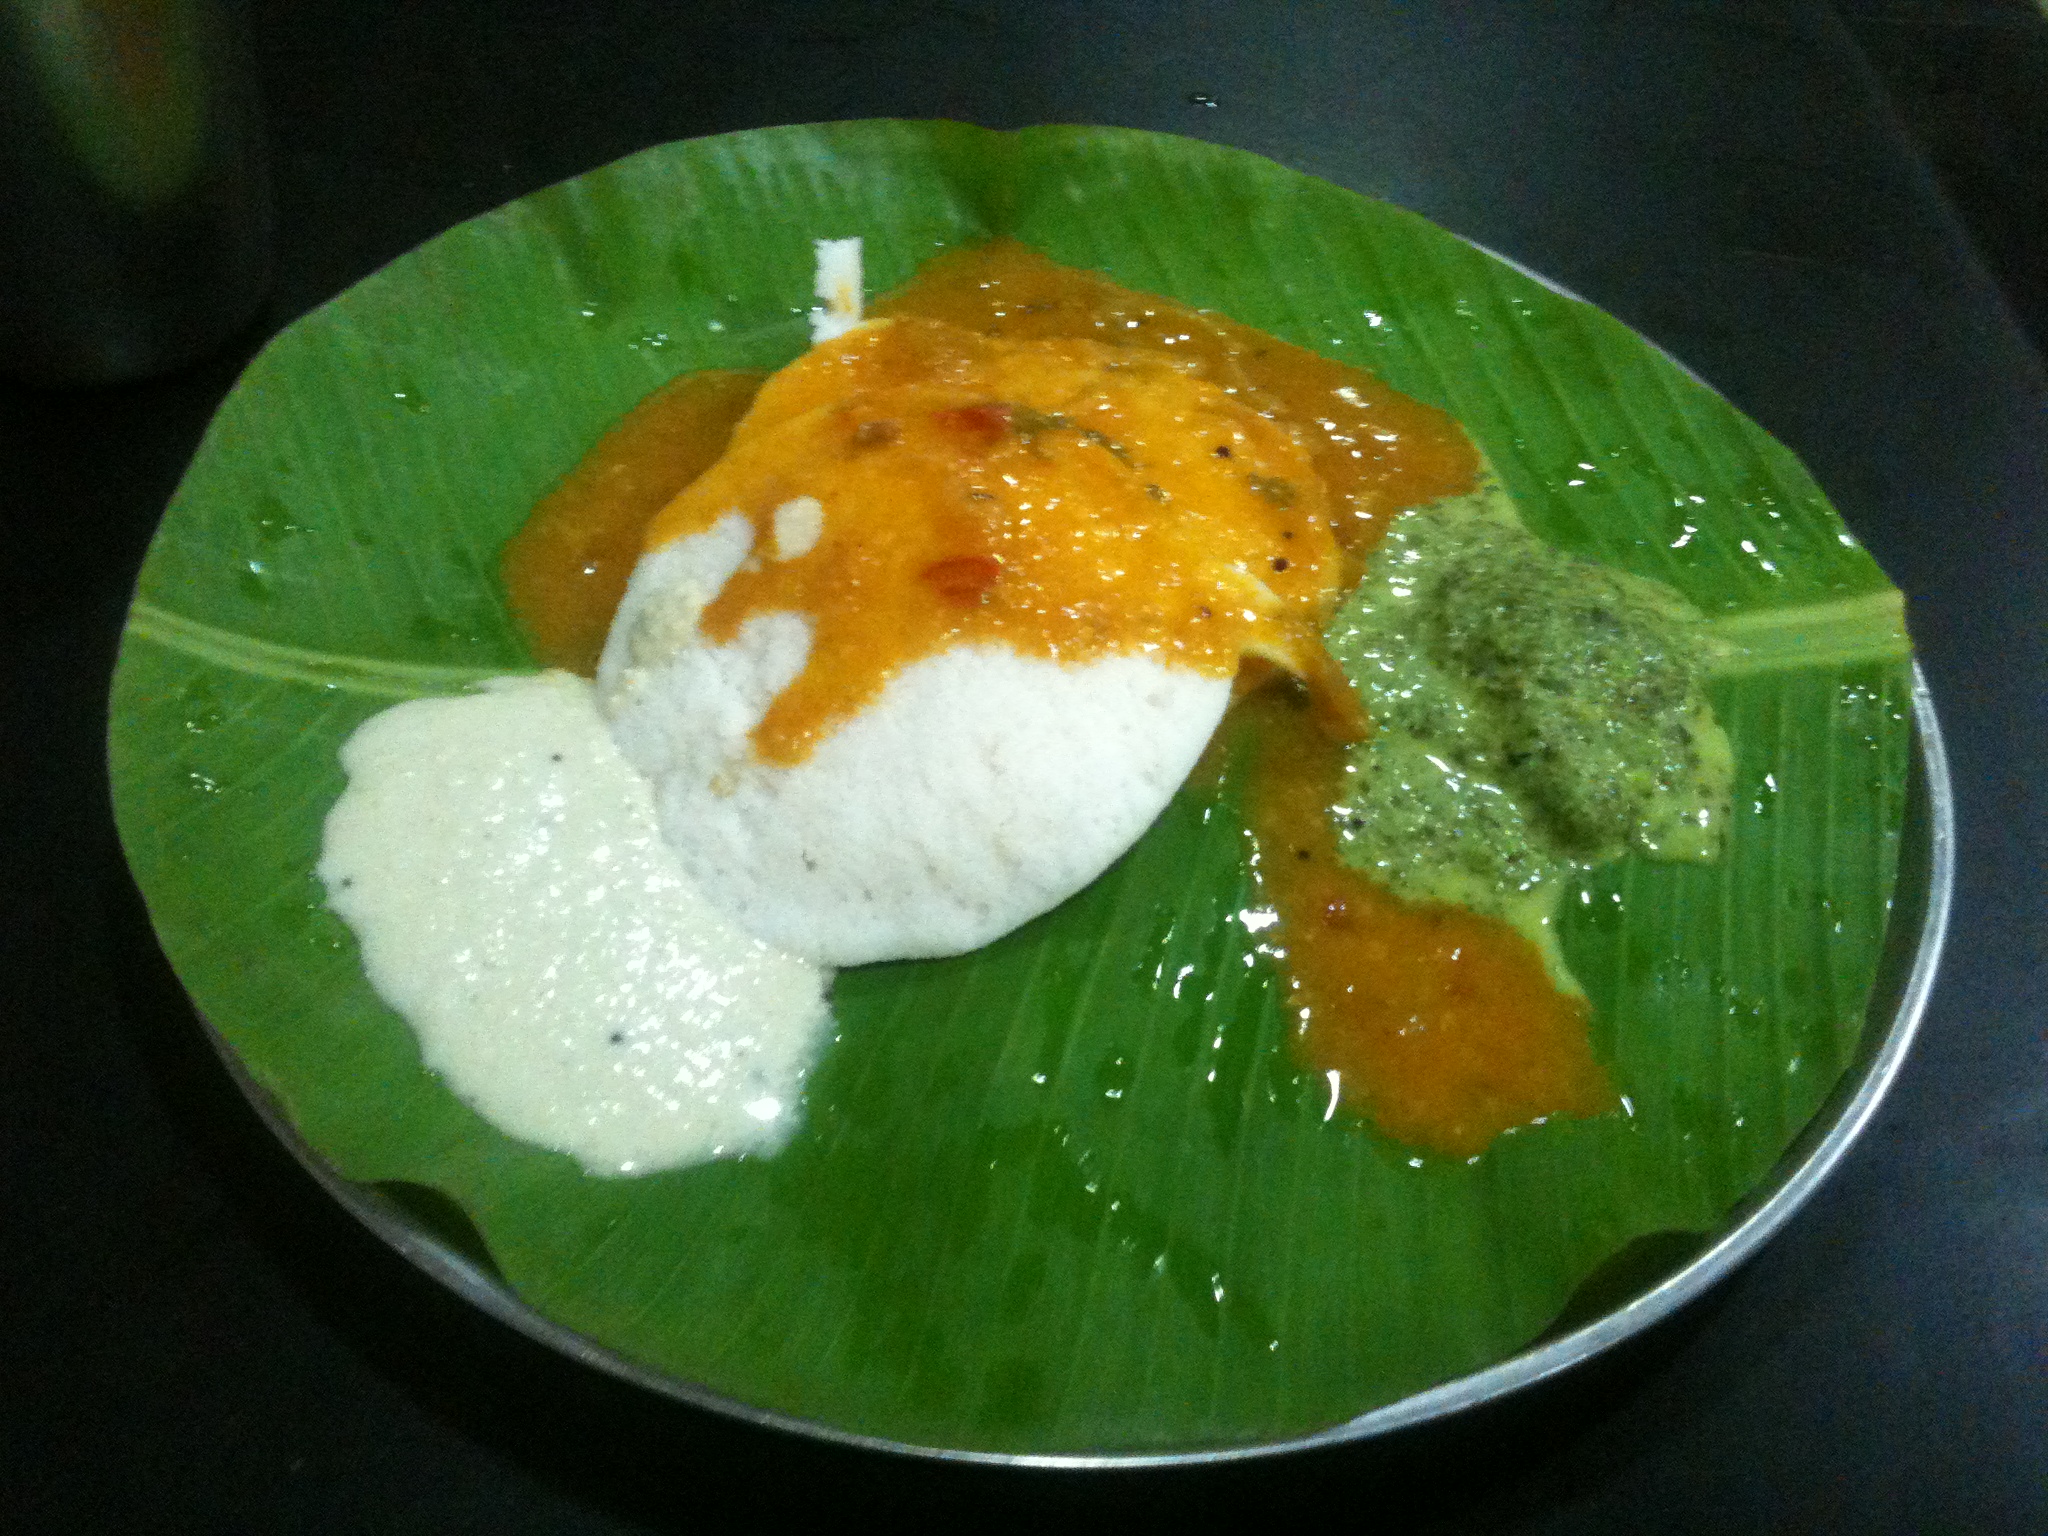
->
503, 368, 766, 674
502, 239, 1625, 1156
1239, 689, 1616, 1158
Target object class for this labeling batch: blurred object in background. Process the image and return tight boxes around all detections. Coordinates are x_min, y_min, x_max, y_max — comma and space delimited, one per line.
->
0, 0, 271, 387
1840, 0, 2048, 359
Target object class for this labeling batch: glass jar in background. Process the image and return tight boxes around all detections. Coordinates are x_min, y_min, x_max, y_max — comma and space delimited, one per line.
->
0, 0, 272, 387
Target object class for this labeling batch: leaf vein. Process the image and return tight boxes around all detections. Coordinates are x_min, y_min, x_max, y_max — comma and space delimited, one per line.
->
126, 604, 516, 698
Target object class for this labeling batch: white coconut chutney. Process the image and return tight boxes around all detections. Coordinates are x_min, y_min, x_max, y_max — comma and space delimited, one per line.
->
318, 671, 834, 1176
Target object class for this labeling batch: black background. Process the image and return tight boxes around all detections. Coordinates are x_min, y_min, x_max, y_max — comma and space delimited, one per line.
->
5, 2, 2044, 1530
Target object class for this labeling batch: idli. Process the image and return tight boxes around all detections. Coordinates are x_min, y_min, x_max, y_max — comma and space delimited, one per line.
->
598, 314, 1347, 965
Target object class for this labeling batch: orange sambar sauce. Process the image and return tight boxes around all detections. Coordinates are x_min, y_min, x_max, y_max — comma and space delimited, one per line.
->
1238, 691, 1615, 1156
499, 239, 1614, 1156
642, 312, 1349, 764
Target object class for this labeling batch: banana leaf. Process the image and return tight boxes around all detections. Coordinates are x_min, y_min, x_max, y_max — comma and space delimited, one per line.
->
108, 122, 1915, 1455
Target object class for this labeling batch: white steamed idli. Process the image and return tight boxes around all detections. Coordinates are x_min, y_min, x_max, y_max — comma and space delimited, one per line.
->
596, 514, 1231, 966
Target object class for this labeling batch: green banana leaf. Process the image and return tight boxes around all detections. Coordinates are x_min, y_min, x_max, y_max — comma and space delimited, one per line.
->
109, 122, 1915, 1456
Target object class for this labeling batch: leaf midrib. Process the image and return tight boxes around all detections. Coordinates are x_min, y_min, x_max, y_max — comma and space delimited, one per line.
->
130, 587, 1910, 704
125, 602, 517, 698
1706, 589, 1909, 676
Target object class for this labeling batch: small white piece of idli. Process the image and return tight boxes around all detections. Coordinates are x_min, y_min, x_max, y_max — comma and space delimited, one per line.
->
597, 517, 1231, 966
808, 236, 864, 343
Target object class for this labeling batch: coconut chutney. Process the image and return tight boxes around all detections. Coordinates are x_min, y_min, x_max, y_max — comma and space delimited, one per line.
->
318, 671, 834, 1175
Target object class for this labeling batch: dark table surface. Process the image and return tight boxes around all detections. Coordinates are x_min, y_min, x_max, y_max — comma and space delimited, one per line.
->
6, 2, 2044, 1530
